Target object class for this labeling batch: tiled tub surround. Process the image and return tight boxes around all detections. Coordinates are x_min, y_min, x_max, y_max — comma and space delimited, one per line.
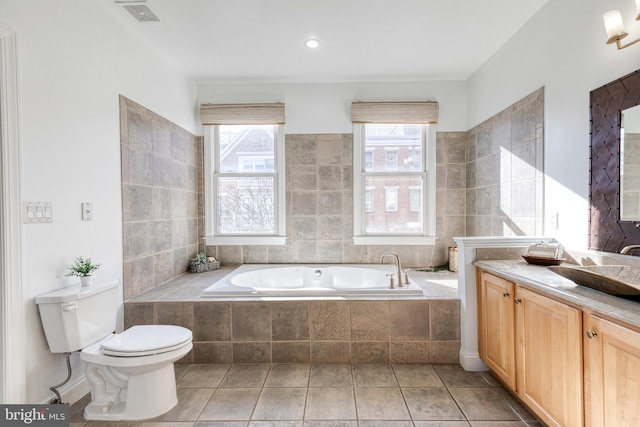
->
120, 96, 204, 300
207, 132, 467, 268
124, 267, 461, 365
119, 88, 544, 301
465, 88, 544, 237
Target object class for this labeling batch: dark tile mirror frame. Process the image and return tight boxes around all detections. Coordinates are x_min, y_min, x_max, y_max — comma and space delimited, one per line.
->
589, 68, 640, 253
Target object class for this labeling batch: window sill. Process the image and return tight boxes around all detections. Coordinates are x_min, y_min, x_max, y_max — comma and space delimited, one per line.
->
353, 236, 437, 246
204, 236, 287, 246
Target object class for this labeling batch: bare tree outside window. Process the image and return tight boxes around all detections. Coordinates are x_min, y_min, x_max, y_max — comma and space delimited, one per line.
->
214, 125, 279, 235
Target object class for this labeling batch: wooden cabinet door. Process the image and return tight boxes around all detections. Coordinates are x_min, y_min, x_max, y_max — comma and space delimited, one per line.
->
584, 314, 640, 427
516, 286, 583, 427
478, 271, 516, 390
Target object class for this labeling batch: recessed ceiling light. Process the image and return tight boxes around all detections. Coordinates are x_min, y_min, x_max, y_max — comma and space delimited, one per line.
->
305, 39, 321, 49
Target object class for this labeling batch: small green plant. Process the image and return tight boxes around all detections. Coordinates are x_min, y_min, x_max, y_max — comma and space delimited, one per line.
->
65, 256, 101, 277
189, 252, 208, 267
417, 263, 450, 272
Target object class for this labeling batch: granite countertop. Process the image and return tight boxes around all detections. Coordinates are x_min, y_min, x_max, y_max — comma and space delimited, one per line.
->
125, 265, 459, 303
475, 259, 640, 331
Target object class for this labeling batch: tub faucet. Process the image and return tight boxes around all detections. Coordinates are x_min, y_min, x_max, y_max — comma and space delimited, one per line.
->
381, 252, 403, 287
621, 245, 640, 254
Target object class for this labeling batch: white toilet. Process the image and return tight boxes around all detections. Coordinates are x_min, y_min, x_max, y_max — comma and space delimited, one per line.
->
36, 280, 193, 421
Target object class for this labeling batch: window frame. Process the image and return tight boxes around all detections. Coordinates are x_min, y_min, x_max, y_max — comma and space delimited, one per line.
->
203, 124, 286, 245
353, 123, 436, 245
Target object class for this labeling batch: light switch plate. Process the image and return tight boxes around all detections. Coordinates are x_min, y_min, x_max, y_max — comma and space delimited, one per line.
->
24, 201, 52, 223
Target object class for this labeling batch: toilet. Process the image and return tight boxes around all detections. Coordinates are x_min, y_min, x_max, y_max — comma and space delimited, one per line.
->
36, 280, 192, 421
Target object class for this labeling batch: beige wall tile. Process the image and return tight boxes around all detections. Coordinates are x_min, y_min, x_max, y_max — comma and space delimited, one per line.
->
310, 341, 351, 364
389, 342, 431, 364
193, 342, 233, 364
430, 341, 461, 364
390, 301, 429, 341
350, 301, 389, 340
351, 342, 389, 363
310, 301, 350, 340
192, 302, 231, 341
271, 302, 310, 340
272, 342, 311, 363
154, 302, 194, 330
232, 303, 270, 341
430, 300, 460, 341
233, 342, 271, 363
124, 303, 153, 329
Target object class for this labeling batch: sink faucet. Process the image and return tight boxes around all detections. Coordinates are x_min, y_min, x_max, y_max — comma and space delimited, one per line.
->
381, 252, 403, 287
620, 245, 640, 254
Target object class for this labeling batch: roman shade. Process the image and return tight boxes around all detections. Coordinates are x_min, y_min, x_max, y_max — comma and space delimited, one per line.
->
200, 103, 285, 125
351, 101, 439, 124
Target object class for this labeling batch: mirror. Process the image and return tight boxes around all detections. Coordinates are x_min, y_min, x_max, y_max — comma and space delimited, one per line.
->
621, 105, 640, 221
589, 68, 640, 254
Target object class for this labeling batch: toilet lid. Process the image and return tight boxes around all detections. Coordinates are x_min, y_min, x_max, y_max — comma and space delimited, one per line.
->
101, 325, 192, 357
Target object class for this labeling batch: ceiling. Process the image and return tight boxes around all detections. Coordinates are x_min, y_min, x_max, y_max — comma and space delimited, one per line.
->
110, 0, 551, 84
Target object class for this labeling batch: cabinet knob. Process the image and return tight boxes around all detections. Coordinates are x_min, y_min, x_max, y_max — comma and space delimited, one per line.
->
503, 292, 510, 297
586, 330, 598, 339
515, 298, 522, 304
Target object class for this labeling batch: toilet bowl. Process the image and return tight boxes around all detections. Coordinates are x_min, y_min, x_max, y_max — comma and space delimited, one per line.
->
80, 324, 193, 421
36, 281, 193, 421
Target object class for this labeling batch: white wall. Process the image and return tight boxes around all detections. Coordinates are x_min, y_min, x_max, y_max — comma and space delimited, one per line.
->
467, 0, 640, 250
197, 81, 467, 134
0, 0, 196, 403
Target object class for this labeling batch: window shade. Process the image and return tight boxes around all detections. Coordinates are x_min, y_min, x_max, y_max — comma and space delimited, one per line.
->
351, 101, 439, 124
200, 103, 285, 125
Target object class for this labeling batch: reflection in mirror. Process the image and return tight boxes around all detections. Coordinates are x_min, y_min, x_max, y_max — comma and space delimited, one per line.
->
621, 105, 640, 221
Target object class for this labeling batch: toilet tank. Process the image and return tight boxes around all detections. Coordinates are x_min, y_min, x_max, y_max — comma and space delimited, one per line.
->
35, 281, 119, 353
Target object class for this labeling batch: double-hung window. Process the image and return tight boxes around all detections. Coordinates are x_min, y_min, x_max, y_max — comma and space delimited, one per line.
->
352, 102, 438, 245
200, 103, 286, 245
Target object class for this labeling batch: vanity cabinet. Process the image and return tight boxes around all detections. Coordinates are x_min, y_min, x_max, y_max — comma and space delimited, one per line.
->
515, 286, 583, 427
477, 270, 516, 390
477, 270, 583, 427
584, 314, 640, 427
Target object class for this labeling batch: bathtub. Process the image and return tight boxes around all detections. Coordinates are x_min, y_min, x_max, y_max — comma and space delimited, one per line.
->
201, 264, 424, 298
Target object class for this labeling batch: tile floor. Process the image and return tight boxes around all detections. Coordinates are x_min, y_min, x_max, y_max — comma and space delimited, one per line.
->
70, 363, 544, 427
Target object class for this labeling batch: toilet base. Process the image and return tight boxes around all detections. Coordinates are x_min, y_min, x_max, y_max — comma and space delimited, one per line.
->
83, 362, 178, 421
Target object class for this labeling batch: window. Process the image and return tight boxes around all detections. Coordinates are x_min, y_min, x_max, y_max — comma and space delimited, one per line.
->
364, 149, 374, 171
353, 121, 436, 245
409, 186, 421, 212
365, 187, 374, 212
385, 148, 398, 171
385, 187, 398, 212
203, 122, 285, 245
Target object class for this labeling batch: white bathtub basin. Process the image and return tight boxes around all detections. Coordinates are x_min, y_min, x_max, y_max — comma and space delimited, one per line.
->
201, 264, 424, 298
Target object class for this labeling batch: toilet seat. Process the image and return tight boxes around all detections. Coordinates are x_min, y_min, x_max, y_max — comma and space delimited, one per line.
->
100, 325, 192, 357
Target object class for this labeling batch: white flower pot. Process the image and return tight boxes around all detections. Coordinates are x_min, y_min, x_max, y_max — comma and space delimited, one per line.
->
80, 276, 93, 287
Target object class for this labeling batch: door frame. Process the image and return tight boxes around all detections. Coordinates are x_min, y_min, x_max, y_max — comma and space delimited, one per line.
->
0, 22, 25, 403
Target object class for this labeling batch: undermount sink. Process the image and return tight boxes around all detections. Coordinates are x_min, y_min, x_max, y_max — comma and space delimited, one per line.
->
548, 265, 640, 298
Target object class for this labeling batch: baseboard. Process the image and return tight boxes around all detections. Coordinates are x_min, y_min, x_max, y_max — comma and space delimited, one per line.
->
40, 376, 90, 406
459, 349, 489, 371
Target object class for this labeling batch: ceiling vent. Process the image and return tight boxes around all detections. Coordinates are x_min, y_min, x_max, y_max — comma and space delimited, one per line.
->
116, 1, 160, 22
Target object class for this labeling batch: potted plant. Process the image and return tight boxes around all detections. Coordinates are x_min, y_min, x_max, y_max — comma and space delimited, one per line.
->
66, 256, 101, 286
189, 252, 209, 273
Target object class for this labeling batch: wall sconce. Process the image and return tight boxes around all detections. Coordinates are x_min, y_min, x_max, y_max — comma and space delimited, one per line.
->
603, 0, 640, 49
